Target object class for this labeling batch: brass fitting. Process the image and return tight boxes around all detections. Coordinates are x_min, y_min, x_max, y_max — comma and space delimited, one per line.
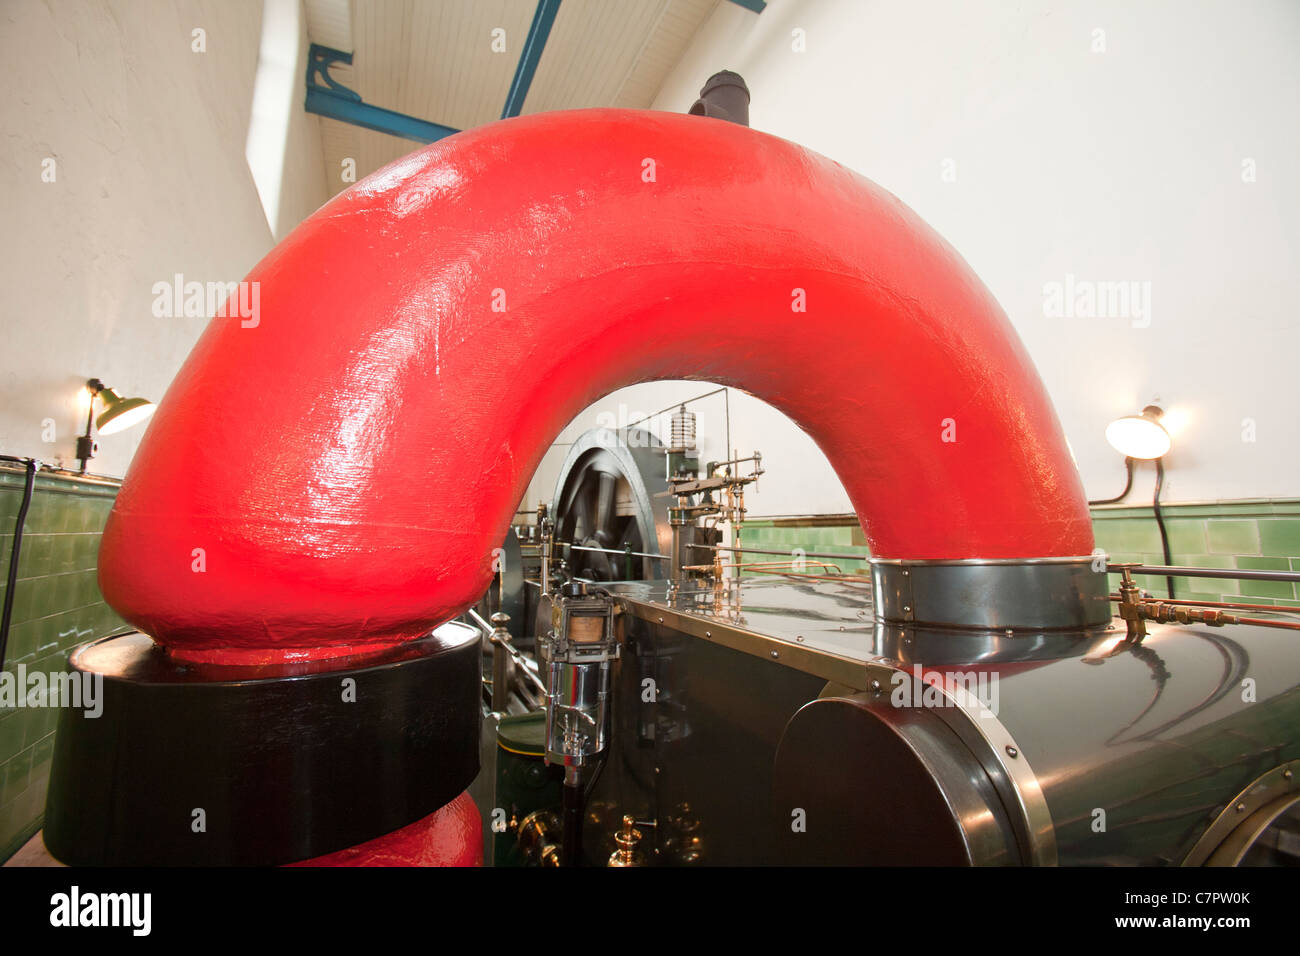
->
608, 815, 646, 867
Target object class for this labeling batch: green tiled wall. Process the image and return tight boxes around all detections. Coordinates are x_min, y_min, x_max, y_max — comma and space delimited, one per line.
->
0, 469, 126, 862
1091, 499, 1300, 605
741, 500, 1300, 605
740, 518, 872, 574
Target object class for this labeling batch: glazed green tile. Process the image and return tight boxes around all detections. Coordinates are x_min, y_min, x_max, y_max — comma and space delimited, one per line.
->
84, 495, 115, 523
29, 709, 58, 748
826, 527, 853, 547
74, 569, 100, 607
1178, 591, 1231, 605
66, 497, 93, 534
14, 533, 58, 580
0, 714, 24, 759
1174, 555, 1239, 594
1, 751, 31, 806
1234, 556, 1296, 598
1206, 520, 1260, 555
15, 494, 57, 536
77, 533, 104, 571
1234, 595, 1300, 607
1104, 551, 1144, 564
1237, 556, 1290, 571
1093, 518, 1162, 554
30, 733, 54, 774
4, 620, 39, 663
45, 534, 75, 573
7, 578, 41, 627
1163, 519, 1207, 556
1237, 580, 1295, 600
1, 783, 46, 860
1258, 519, 1300, 558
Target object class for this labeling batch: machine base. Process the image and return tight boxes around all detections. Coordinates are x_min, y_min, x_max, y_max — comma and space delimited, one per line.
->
43, 623, 481, 866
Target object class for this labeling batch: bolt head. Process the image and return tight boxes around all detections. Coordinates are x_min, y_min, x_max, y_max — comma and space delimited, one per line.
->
1005, 746, 1019, 759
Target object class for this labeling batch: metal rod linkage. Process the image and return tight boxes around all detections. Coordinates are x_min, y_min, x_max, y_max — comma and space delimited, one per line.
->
1122, 564, 1300, 583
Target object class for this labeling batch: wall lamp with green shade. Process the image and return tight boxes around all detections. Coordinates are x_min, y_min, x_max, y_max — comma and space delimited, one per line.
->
1090, 404, 1176, 598
76, 377, 155, 473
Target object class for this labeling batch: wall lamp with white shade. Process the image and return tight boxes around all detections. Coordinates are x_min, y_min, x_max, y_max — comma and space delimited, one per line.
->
76, 378, 155, 473
1091, 404, 1175, 597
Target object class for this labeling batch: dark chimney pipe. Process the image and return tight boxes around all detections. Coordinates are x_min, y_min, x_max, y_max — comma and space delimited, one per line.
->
689, 70, 750, 127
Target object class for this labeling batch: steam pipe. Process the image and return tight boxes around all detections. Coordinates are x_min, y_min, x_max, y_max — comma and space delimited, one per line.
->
97, 109, 1093, 663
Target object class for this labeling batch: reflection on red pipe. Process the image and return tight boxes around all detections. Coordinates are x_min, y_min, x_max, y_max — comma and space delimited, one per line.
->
99, 109, 1092, 663
289, 791, 482, 867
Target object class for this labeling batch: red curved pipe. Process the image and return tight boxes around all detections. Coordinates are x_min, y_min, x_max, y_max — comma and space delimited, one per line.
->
99, 109, 1092, 663
289, 791, 482, 867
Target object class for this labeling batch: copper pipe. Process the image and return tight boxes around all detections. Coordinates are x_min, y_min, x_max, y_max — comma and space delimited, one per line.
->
1110, 594, 1300, 615
1235, 617, 1300, 631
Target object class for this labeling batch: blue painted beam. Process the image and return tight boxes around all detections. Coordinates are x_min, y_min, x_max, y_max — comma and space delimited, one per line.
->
501, 0, 562, 119
727, 0, 767, 11
305, 44, 460, 145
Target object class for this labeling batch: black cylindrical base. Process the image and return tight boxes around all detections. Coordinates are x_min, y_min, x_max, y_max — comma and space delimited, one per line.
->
43, 623, 481, 866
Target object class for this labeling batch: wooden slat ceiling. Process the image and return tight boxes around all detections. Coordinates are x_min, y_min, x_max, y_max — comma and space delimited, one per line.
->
304, 0, 720, 197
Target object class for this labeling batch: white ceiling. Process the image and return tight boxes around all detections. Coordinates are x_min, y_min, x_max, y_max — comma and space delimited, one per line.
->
304, 0, 721, 196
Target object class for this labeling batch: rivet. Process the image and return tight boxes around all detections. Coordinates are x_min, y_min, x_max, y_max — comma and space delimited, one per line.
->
1006, 746, 1019, 759
1284, 769, 1294, 780
1005, 629, 1014, 636
796, 635, 805, 642
770, 650, 779, 659
903, 606, 911, 613
870, 679, 881, 692
658, 616, 664, 623
1236, 803, 1247, 813
705, 630, 711, 638
902, 570, 909, 577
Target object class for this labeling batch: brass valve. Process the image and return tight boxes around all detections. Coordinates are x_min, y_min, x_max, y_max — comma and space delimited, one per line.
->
608, 815, 646, 867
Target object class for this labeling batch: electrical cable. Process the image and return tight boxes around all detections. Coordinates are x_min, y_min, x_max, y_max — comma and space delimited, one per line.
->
1089, 456, 1135, 505
1153, 459, 1175, 598
0, 456, 38, 668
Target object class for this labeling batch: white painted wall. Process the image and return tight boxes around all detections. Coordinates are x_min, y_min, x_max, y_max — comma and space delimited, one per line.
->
0, 0, 328, 477
529, 0, 1300, 515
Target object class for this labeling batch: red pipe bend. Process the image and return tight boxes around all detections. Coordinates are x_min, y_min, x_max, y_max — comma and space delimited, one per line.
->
99, 109, 1092, 663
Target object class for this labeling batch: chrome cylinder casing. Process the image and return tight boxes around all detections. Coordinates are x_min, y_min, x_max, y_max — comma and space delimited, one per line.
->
870, 557, 1112, 630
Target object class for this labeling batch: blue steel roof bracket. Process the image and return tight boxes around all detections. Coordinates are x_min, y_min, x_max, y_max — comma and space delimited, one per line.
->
305, 44, 461, 145
501, 0, 562, 119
